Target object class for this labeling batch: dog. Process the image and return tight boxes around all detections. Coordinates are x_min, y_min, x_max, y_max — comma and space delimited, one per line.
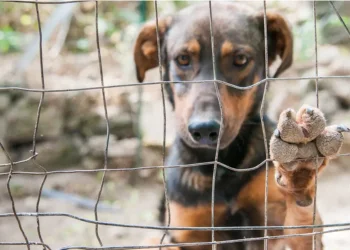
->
133, 2, 349, 250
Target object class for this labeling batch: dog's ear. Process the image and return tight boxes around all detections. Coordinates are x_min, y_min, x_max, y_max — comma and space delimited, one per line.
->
257, 12, 293, 77
134, 17, 172, 82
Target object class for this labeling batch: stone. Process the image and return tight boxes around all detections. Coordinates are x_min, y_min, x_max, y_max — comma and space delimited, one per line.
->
0, 119, 6, 142
301, 90, 340, 119
0, 94, 10, 114
85, 135, 114, 158
85, 135, 139, 159
0, 152, 10, 173
326, 80, 350, 108
317, 45, 342, 66
19, 136, 82, 170
64, 92, 99, 135
139, 96, 176, 147
82, 136, 140, 181
137, 147, 163, 178
65, 93, 135, 139
267, 90, 300, 122
4, 96, 65, 145
298, 67, 332, 93
82, 156, 101, 170
92, 105, 135, 139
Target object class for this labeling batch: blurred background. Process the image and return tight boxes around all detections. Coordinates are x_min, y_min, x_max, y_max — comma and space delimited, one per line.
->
0, 1, 350, 249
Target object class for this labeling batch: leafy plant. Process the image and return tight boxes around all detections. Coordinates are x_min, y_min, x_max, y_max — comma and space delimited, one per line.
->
0, 26, 22, 53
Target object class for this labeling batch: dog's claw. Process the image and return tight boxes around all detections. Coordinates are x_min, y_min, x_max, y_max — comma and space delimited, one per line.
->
336, 124, 350, 133
274, 129, 280, 138
306, 107, 313, 115
285, 109, 292, 118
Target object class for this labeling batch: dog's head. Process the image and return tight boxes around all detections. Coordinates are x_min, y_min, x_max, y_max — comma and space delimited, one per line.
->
134, 2, 293, 150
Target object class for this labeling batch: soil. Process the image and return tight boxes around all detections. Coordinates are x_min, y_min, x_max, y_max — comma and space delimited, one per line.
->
1, 162, 350, 250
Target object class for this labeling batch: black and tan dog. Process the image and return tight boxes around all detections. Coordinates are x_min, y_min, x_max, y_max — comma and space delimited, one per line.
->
133, 2, 349, 250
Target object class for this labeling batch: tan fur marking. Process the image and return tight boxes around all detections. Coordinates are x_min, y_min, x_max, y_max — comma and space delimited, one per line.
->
141, 41, 157, 58
221, 86, 258, 141
221, 40, 234, 57
167, 202, 229, 249
186, 39, 201, 55
236, 61, 255, 83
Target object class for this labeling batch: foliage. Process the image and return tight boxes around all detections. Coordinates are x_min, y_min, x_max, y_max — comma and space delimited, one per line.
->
0, 26, 22, 53
0, 1, 349, 55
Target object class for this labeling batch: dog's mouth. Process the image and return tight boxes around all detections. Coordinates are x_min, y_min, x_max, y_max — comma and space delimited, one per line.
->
184, 129, 236, 150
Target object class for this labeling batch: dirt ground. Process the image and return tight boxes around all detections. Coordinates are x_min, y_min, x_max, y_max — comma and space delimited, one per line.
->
0, 171, 163, 249
0, 159, 350, 250
1, 1, 350, 248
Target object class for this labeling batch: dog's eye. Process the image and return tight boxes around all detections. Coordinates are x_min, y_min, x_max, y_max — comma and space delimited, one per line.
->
233, 54, 249, 67
175, 54, 191, 67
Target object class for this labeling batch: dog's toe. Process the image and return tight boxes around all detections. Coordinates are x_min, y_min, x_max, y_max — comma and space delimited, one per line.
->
316, 124, 350, 158
270, 131, 298, 163
296, 104, 326, 142
277, 108, 306, 144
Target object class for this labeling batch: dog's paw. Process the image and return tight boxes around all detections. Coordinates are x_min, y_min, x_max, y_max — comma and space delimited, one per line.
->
270, 105, 348, 164
270, 105, 349, 206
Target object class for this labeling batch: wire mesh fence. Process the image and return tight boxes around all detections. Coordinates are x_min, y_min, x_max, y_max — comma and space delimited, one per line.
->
0, 0, 350, 250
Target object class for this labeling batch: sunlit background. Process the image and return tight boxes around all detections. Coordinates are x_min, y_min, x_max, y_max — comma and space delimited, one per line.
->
0, 1, 350, 249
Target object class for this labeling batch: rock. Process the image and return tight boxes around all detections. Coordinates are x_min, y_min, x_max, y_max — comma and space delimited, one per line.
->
82, 137, 140, 182
84, 135, 112, 158
19, 136, 82, 170
65, 93, 135, 139
94, 105, 135, 139
330, 111, 350, 126
4, 96, 65, 145
301, 90, 340, 119
82, 156, 102, 170
266, 90, 300, 121
0, 152, 9, 173
300, 78, 350, 109
325, 79, 350, 108
85, 135, 139, 159
0, 94, 10, 114
137, 146, 163, 179
140, 96, 176, 147
109, 137, 139, 158
64, 93, 99, 135
296, 60, 350, 108
82, 135, 164, 180
298, 67, 333, 93
0, 119, 6, 142
317, 45, 342, 66
329, 51, 350, 75
0, 75, 26, 102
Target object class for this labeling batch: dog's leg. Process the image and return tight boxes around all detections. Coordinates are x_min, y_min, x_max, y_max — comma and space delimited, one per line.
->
138, 232, 180, 250
164, 201, 235, 250
270, 105, 349, 250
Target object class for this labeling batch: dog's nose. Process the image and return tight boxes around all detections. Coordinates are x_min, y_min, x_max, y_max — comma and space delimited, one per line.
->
188, 120, 220, 144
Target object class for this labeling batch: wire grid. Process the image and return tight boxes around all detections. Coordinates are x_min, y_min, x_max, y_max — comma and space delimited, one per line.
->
0, 0, 350, 249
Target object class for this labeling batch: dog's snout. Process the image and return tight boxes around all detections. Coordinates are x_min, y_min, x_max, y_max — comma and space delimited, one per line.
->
188, 120, 220, 145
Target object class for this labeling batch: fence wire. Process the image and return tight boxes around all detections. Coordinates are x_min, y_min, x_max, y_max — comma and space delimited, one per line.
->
0, 0, 350, 250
